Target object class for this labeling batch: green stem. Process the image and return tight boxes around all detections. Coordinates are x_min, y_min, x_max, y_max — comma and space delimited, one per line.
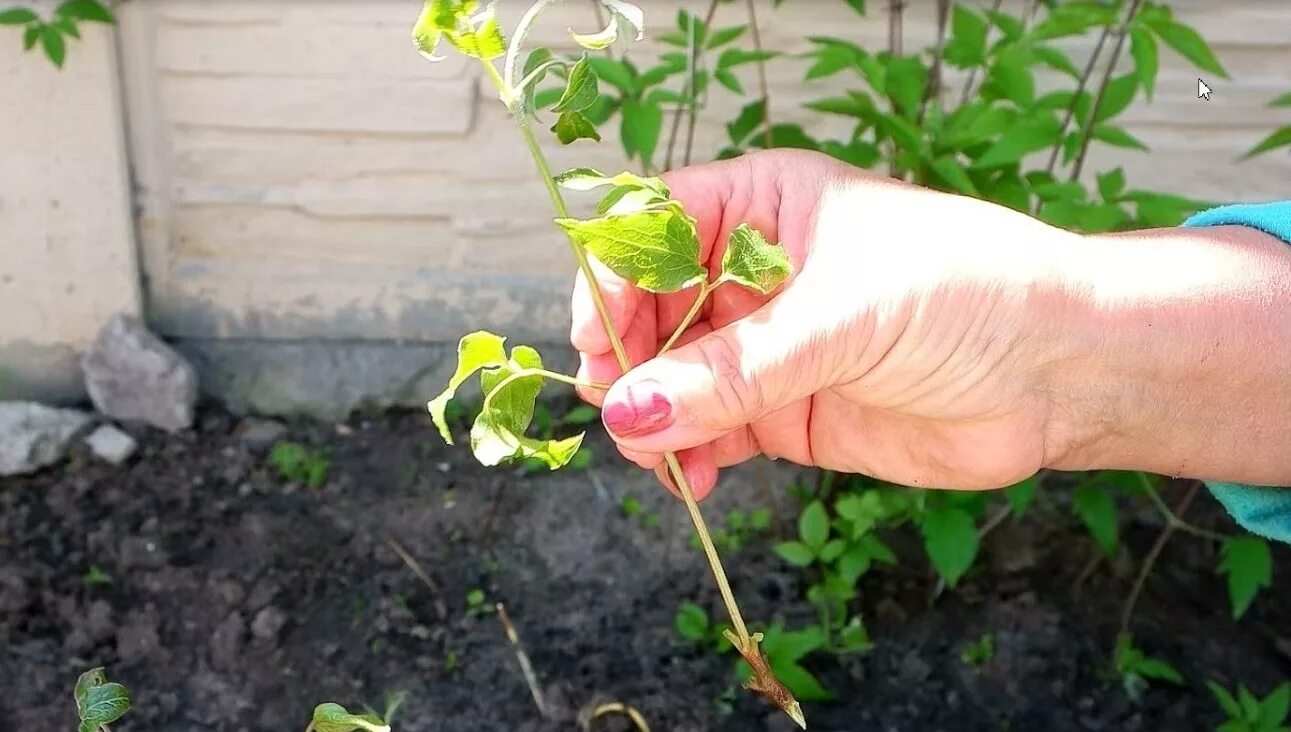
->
658, 280, 715, 355
478, 56, 755, 648
1135, 473, 1228, 542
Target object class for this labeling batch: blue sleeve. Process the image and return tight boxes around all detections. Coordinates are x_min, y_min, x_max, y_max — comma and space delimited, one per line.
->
1182, 201, 1291, 543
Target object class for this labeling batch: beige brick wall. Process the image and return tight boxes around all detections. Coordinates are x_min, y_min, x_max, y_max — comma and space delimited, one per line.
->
3, 0, 1290, 410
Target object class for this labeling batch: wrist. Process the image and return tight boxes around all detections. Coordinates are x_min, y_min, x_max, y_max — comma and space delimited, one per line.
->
1040, 224, 1291, 483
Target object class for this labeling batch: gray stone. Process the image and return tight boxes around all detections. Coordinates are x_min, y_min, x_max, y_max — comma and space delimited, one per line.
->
0, 401, 92, 476
82, 314, 198, 432
84, 424, 138, 465
233, 417, 288, 452
250, 605, 287, 642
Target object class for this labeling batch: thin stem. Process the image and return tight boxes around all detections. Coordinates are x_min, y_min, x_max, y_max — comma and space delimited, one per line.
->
664, 0, 720, 171
745, 0, 773, 150
658, 281, 714, 355
917, 0, 951, 127
1070, 0, 1143, 182
887, 0, 905, 178
959, 0, 1005, 106
1043, 22, 1112, 175
496, 602, 549, 717
386, 536, 448, 621
1136, 473, 1229, 542
1120, 482, 1200, 636
479, 56, 755, 651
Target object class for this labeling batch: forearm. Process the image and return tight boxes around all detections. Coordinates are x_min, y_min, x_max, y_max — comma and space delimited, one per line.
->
1045, 224, 1291, 485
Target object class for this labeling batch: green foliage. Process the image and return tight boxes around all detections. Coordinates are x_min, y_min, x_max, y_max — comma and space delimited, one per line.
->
1114, 633, 1183, 702
306, 702, 391, 732
1073, 482, 1118, 557
674, 602, 731, 651
718, 224, 793, 294
465, 588, 489, 617
960, 633, 995, 668
1217, 536, 1272, 619
2, 0, 113, 68
1207, 681, 1291, 732
82, 564, 112, 587
412, 0, 504, 61
74, 667, 131, 732
620, 493, 661, 529
920, 506, 979, 588
269, 441, 331, 489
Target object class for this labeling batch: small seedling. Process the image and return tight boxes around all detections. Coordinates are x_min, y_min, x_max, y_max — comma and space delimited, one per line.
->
269, 441, 331, 488
621, 494, 661, 530
82, 564, 112, 587
961, 633, 995, 668
304, 702, 391, 732
74, 667, 131, 732
674, 602, 731, 652
444, 648, 459, 671
691, 507, 771, 553
413, 1, 800, 724
1114, 633, 1183, 702
465, 588, 490, 618
1207, 680, 1291, 732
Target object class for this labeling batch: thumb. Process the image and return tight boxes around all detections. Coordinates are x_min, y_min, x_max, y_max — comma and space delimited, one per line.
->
600, 280, 833, 455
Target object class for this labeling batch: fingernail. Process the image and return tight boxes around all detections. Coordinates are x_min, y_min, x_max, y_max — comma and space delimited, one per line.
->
602, 379, 672, 438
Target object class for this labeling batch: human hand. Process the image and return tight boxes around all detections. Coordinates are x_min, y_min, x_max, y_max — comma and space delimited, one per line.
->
571, 149, 1084, 499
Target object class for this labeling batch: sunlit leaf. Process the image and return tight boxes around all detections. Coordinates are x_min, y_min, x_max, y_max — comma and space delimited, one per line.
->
428, 331, 507, 443
75, 668, 131, 732
555, 206, 706, 293
309, 702, 391, 732
717, 224, 792, 294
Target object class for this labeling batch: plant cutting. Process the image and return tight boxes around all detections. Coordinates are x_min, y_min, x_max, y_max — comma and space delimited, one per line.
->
411, 0, 803, 726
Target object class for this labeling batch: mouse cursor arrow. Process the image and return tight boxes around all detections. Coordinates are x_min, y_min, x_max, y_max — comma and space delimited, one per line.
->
1198, 78, 1213, 101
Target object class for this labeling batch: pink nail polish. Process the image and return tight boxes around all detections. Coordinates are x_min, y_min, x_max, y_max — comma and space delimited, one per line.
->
602, 380, 672, 437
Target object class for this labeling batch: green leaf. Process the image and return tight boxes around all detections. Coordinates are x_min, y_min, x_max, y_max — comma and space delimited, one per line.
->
1073, 484, 1118, 557
1136, 658, 1183, 685
861, 534, 897, 565
705, 24, 746, 49
554, 167, 669, 198
674, 602, 710, 641
716, 48, 777, 70
1034, 45, 1080, 79
561, 404, 600, 425
41, 25, 66, 67
1090, 123, 1148, 151
1003, 476, 1038, 518
944, 5, 988, 68
553, 56, 599, 113
762, 624, 827, 664
1270, 91, 1291, 108
620, 98, 663, 169
970, 115, 1061, 168
714, 68, 743, 94
1146, 18, 1228, 78
1244, 126, 1291, 160
1260, 684, 1290, 728
985, 51, 1035, 107
885, 56, 927, 117
428, 331, 506, 443
920, 507, 979, 588
836, 544, 871, 585
984, 9, 1023, 41
798, 499, 830, 550
447, 5, 505, 60
1209, 681, 1245, 720
1217, 536, 1272, 619
551, 111, 601, 144
555, 207, 706, 293
0, 7, 39, 24
804, 92, 875, 121
570, 16, 619, 50
411, 0, 453, 60
56, 0, 115, 23
471, 346, 585, 470
717, 224, 792, 294
928, 155, 979, 195
584, 56, 634, 95
727, 99, 766, 144
774, 540, 816, 567
310, 702, 391, 732
1129, 29, 1158, 100
774, 661, 834, 702
1094, 74, 1138, 124
75, 668, 131, 732
23, 23, 39, 50
819, 538, 846, 562
1097, 167, 1126, 201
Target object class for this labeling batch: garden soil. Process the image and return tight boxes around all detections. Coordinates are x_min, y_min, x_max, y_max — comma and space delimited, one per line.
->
2, 407, 1287, 731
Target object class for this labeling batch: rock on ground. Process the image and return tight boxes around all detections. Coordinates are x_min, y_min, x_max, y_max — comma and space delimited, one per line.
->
84, 424, 138, 465
82, 314, 198, 432
0, 401, 91, 476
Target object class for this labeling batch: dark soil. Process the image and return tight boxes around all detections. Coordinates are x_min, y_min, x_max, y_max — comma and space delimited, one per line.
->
2, 407, 1287, 732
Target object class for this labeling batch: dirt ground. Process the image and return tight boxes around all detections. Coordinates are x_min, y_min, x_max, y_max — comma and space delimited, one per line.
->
2, 406, 1287, 731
